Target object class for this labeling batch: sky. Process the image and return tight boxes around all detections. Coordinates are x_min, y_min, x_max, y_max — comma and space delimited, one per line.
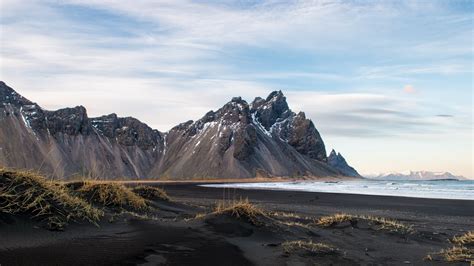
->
0, 0, 472, 177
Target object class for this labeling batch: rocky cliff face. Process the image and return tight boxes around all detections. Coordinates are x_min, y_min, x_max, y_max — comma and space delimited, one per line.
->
153, 94, 336, 178
0, 82, 163, 179
0, 81, 359, 179
251, 91, 327, 162
327, 149, 360, 177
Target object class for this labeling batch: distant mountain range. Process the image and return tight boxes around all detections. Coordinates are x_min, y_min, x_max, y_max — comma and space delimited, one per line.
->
365, 171, 468, 181
0, 81, 360, 179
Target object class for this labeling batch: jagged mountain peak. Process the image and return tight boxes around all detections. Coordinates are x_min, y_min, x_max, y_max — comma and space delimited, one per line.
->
221, 97, 249, 114
251, 91, 291, 131
327, 149, 360, 177
0, 81, 33, 107
0, 81, 16, 95
230, 96, 247, 104
93, 113, 118, 120
252, 96, 264, 102
265, 91, 288, 113
295, 111, 307, 119
168, 96, 252, 148
248, 91, 327, 162
329, 148, 345, 158
44, 105, 91, 136
265, 90, 285, 101
54, 105, 88, 116
91, 113, 162, 150
253, 90, 288, 108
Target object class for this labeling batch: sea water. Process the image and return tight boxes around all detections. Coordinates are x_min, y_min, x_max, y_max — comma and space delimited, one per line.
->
201, 179, 474, 200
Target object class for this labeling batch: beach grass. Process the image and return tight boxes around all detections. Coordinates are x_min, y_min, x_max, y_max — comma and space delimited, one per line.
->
359, 215, 414, 234
315, 213, 414, 234
439, 246, 473, 262
425, 231, 473, 262
315, 213, 356, 227
132, 185, 170, 201
451, 231, 474, 246
76, 181, 148, 211
0, 168, 103, 230
213, 198, 268, 226
282, 240, 337, 256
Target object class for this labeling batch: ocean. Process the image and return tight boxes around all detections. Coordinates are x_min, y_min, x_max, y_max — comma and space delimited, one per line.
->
201, 179, 474, 200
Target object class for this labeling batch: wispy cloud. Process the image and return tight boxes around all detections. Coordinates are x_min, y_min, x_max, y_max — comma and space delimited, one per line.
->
357, 63, 472, 81
0, 0, 472, 176
284, 91, 469, 139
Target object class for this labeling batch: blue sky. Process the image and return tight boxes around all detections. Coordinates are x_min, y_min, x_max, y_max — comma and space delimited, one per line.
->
0, 0, 472, 177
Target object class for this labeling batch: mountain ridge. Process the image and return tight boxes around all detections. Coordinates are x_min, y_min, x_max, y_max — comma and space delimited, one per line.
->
366, 171, 468, 181
0, 81, 359, 179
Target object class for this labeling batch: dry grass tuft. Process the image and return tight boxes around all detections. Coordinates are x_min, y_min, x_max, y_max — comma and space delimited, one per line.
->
132, 185, 170, 201
451, 231, 474, 246
439, 246, 473, 262
268, 211, 315, 229
427, 231, 474, 262
360, 215, 414, 235
193, 212, 207, 219
77, 182, 148, 211
214, 198, 267, 226
316, 213, 355, 227
282, 240, 337, 256
278, 221, 311, 229
0, 168, 103, 230
315, 213, 414, 234
269, 211, 302, 219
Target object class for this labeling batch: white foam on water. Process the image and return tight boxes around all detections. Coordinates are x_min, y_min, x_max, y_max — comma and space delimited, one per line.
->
201, 180, 474, 200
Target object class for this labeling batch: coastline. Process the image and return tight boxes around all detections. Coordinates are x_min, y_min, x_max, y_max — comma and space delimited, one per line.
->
161, 183, 474, 217
64, 177, 473, 201
199, 179, 474, 201
62, 176, 357, 185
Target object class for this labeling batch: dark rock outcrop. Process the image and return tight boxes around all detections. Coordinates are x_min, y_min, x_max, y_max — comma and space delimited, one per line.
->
91, 114, 162, 150
45, 106, 91, 135
0, 81, 359, 179
250, 91, 327, 162
0, 82, 33, 106
327, 149, 360, 177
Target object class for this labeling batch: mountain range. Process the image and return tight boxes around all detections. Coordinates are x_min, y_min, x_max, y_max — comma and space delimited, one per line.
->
365, 171, 468, 181
0, 81, 360, 180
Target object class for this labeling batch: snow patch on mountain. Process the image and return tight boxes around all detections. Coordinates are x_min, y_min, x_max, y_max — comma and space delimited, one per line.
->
366, 171, 467, 180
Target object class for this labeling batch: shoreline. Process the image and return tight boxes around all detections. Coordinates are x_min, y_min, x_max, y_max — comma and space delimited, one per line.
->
68, 178, 474, 201
199, 183, 474, 201
160, 183, 474, 217
62, 176, 356, 185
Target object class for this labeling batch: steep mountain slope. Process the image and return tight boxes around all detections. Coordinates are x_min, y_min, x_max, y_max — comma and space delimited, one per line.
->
0, 81, 358, 179
0, 82, 164, 179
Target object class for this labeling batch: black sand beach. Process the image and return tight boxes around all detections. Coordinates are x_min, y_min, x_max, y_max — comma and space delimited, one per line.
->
1, 183, 472, 265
